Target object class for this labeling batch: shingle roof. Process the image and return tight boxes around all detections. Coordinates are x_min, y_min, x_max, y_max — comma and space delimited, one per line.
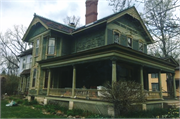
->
35, 6, 135, 34
35, 14, 75, 33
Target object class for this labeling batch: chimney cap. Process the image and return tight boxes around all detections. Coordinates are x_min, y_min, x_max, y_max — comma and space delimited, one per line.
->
68, 23, 76, 28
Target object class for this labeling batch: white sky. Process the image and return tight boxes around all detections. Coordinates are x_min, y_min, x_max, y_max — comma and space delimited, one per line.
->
0, 0, 145, 33
0, 0, 179, 34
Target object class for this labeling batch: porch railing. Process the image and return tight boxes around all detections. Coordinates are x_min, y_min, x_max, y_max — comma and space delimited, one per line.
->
49, 88, 107, 99
145, 91, 161, 100
49, 88, 170, 100
49, 88, 72, 97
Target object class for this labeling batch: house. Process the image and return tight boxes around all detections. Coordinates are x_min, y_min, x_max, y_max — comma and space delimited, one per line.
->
22, 0, 178, 116
18, 48, 32, 95
175, 67, 180, 97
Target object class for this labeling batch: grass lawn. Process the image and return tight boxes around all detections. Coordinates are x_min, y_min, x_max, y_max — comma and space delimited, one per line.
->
1, 100, 64, 118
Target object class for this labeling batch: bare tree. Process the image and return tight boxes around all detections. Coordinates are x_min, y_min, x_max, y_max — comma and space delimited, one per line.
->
63, 15, 81, 28
0, 25, 30, 75
100, 80, 146, 117
143, 0, 180, 60
107, 0, 145, 13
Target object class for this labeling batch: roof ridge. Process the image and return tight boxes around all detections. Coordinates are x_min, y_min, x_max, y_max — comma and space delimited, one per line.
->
34, 13, 75, 30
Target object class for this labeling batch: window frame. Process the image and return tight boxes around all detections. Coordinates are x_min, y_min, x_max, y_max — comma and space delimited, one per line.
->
47, 38, 55, 55
35, 39, 39, 56
151, 73, 158, 78
152, 83, 159, 91
22, 58, 26, 69
139, 41, 144, 52
127, 36, 133, 48
113, 30, 121, 44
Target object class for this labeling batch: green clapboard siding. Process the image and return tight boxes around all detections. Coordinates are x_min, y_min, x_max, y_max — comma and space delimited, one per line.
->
144, 44, 147, 54
25, 23, 46, 41
133, 39, 139, 51
107, 29, 113, 45
120, 34, 127, 46
42, 37, 47, 59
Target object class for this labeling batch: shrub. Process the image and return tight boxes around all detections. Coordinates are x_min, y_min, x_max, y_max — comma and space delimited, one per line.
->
166, 108, 179, 118
1, 75, 19, 95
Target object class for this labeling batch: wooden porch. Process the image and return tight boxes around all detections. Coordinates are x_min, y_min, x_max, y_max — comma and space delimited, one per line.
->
47, 88, 170, 101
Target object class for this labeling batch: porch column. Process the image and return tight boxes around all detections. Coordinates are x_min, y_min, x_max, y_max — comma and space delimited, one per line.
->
72, 65, 76, 97
112, 60, 117, 86
172, 73, 177, 99
140, 66, 144, 91
47, 69, 51, 96
158, 71, 163, 99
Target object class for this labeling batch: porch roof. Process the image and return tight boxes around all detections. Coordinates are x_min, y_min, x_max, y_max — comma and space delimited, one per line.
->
38, 43, 178, 73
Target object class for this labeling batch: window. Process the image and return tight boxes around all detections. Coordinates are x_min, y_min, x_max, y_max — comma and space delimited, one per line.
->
22, 58, 26, 69
113, 30, 120, 44
44, 70, 49, 88
139, 41, 144, 52
32, 69, 36, 87
48, 38, 55, 54
152, 83, 159, 91
176, 80, 179, 89
151, 73, 158, 78
127, 37, 132, 47
36, 39, 39, 56
29, 57, 32, 68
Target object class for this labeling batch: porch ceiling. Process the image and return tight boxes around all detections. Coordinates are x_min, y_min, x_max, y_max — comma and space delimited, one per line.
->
38, 44, 177, 73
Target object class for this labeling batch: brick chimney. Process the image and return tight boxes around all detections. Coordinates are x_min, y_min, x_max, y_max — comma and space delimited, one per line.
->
85, 0, 98, 24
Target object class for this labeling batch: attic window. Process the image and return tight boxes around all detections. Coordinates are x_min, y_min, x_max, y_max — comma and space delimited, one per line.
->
139, 41, 144, 52
127, 37, 132, 48
113, 30, 120, 44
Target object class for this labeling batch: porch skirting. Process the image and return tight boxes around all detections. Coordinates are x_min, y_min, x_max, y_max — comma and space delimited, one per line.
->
27, 95, 177, 116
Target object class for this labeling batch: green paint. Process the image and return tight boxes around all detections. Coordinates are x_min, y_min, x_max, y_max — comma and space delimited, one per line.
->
25, 23, 47, 41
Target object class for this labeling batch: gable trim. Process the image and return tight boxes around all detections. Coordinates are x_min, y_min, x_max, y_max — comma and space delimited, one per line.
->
22, 17, 48, 42
107, 7, 154, 44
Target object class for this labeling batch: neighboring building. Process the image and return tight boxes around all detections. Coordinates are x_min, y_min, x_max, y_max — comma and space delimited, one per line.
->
148, 73, 167, 92
21, 0, 178, 116
175, 67, 180, 97
18, 48, 32, 95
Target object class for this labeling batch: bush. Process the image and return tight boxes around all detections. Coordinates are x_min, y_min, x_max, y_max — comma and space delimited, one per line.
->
122, 108, 168, 118
1, 75, 19, 95
166, 108, 179, 118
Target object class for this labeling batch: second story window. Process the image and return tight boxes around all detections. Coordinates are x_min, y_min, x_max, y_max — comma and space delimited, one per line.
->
127, 37, 132, 48
22, 58, 26, 69
48, 38, 55, 55
139, 41, 144, 52
36, 39, 39, 56
113, 30, 120, 44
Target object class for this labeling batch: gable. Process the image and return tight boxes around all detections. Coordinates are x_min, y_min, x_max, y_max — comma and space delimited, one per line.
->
107, 7, 153, 44
24, 22, 47, 42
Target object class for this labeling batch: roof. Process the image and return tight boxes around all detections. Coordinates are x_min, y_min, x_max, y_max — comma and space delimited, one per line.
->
18, 48, 33, 57
23, 6, 153, 43
20, 69, 31, 76
35, 14, 75, 33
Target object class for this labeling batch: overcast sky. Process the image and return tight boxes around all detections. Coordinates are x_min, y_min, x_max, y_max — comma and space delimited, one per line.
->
0, 0, 179, 34
0, 0, 146, 33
